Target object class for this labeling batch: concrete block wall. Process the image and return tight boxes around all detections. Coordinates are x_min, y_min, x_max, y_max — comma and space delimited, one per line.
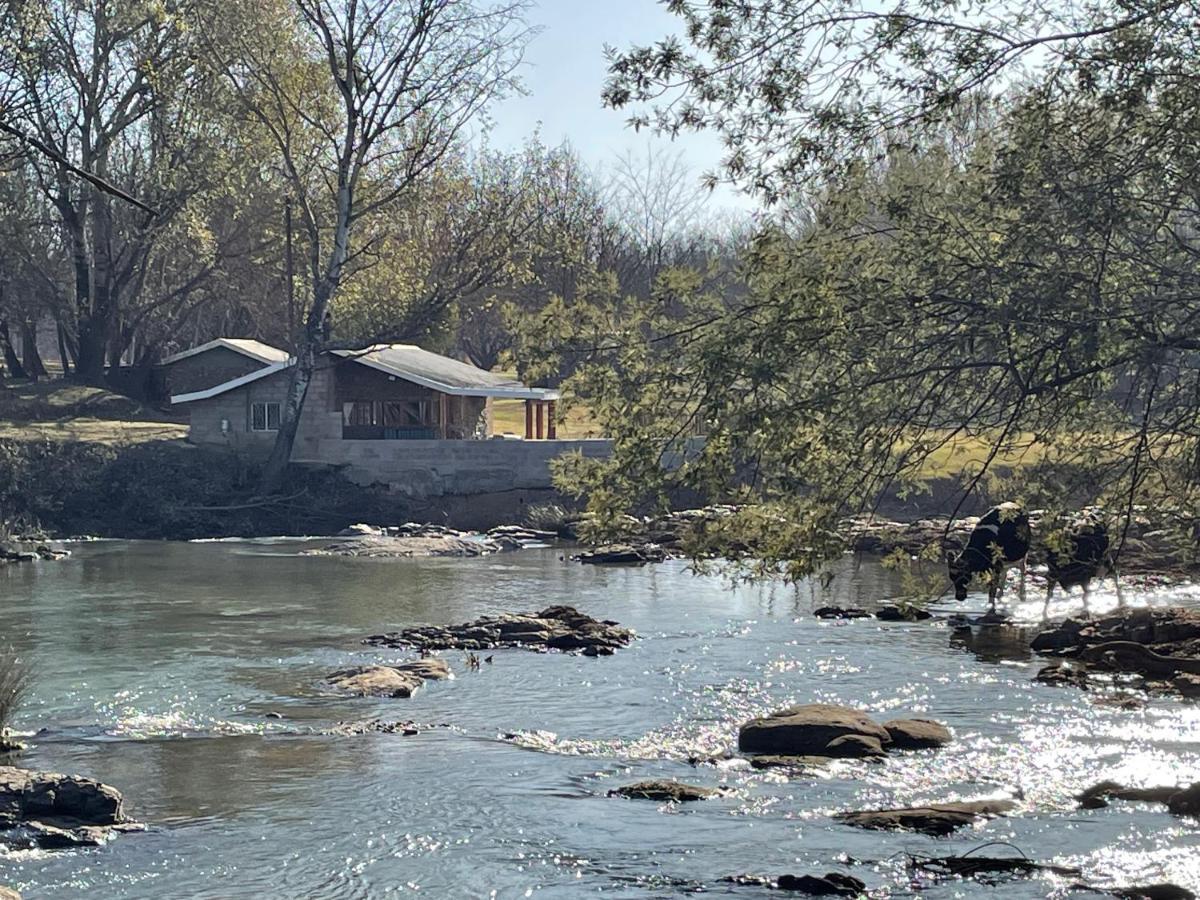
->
292, 437, 613, 498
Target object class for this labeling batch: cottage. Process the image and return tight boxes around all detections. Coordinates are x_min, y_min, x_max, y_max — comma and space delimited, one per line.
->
157, 338, 290, 396
170, 344, 606, 497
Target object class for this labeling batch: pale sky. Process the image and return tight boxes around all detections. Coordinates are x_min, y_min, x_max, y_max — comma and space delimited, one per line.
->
485, 0, 757, 216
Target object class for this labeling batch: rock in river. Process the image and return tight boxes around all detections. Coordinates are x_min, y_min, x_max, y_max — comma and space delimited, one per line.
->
327, 659, 450, 698
366, 606, 633, 655
835, 799, 1017, 836
608, 780, 723, 802
0, 887, 20, 900
304, 534, 505, 558
1, 766, 138, 851
738, 704, 892, 757
776, 873, 868, 895
882, 718, 953, 750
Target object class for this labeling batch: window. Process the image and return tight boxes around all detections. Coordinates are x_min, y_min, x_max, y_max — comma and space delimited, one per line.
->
343, 400, 430, 427
251, 402, 280, 431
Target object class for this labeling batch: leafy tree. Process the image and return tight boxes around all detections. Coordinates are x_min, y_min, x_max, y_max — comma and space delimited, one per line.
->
209, 0, 533, 490
530, 86, 1200, 576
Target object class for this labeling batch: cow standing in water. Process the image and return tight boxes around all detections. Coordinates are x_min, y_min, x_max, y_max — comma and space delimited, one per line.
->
947, 502, 1032, 614
1043, 517, 1120, 619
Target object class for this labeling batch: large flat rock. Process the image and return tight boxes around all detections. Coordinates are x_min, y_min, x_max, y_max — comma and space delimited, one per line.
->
1, 766, 127, 828
835, 799, 1017, 835
327, 659, 451, 698
738, 704, 892, 756
304, 535, 502, 558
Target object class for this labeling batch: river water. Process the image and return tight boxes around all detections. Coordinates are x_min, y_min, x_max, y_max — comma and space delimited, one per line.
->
1, 540, 1199, 899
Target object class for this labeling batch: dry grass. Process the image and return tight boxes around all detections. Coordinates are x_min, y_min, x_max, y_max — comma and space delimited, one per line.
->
0, 418, 189, 445
0, 647, 31, 739
0, 380, 187, 446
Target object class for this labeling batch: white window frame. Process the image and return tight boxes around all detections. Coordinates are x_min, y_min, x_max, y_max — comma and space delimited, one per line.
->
251, 401, 281, 432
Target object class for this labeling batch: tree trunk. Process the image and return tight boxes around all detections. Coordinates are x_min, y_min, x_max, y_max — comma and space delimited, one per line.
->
56, 323, 73, 378
0, 321, 28, 379
20, 320, 48, 379
259, 182, 354, 493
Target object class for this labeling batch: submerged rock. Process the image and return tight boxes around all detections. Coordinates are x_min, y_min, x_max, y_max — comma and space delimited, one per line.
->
835, 799, 1017, 835
813, 606, 871, 620
882, 718, 953, 750
738, 704, 891, 757
876, 604, 932, 622
1104, 886, 1197, 900
576, 544, 666, 565
1166, 782, 1200, 817
1076, 780, 1182, 809
0, 766, 136, 852
1035, 661, 1092, 689
304, 535, 503, 558
366, 606, 633, 655
326, 659, 450, 698
747, 755, 832, 772
608, 780, 723, 802
776, 873, 867, 895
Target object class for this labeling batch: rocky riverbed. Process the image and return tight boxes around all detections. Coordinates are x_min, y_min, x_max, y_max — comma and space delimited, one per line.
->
1032, 607, 1200, 697
365, 605, 634, 656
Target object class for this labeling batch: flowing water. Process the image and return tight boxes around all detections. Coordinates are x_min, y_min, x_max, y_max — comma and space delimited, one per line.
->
2, 540, 1199, 899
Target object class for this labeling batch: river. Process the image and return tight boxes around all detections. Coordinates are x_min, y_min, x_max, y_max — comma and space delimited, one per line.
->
2, 540, 1199, 898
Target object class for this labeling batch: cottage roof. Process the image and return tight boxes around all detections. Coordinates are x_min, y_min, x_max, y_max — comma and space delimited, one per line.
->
170, 344, 558, 405
331, 345, 559, 400
170, 359, 293, 404
160, 338, 291, 367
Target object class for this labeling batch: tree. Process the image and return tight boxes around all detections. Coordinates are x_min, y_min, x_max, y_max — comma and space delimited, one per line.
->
0, 0, 269, 380
210, 0, 533, 490
527, 87, 1200, 577
603, 0, 1196, 201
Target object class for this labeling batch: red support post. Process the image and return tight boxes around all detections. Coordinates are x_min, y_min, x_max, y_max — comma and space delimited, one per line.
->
547, 400, 557, 439
525, 400, 534, 440
535, 401, 545, 440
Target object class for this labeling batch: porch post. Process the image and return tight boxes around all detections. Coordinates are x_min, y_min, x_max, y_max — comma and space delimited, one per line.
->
547, 400, 557, 439
525, 400, 534, 440
535, 400, 544, 440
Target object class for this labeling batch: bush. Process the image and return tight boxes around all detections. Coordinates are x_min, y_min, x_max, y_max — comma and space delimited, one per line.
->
524, 502, 579, 539
0, 647, 31, 749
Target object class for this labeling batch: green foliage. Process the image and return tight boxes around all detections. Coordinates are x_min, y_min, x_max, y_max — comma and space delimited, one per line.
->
519, 86, 1200, 578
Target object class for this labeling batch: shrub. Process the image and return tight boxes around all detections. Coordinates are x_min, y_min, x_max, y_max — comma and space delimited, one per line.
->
524, 502, 578, 539
0, 647, 31, 749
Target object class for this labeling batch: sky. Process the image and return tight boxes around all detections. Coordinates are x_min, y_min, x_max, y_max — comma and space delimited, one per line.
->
484, 0, 757, 216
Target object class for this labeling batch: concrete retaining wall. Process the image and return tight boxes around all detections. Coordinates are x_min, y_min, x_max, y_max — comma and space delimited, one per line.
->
292, 437, 612, 497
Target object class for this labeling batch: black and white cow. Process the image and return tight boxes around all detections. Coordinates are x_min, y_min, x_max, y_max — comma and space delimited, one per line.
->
1043, 517, 1119, 618
947, 502, 1031, 612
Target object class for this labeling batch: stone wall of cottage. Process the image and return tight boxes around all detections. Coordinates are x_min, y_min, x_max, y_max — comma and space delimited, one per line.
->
182, 361, 612, 496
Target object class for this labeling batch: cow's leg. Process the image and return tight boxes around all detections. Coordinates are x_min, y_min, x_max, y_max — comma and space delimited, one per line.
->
1081, 581, 1092, 618
1043, 580, 1054, 621
1113, 566, 1124, 608
1019, 557, 1027, 603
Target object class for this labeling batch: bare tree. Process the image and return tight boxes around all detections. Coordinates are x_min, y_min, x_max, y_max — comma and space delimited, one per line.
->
210, 0, 533, 490
603, 144, 709, 296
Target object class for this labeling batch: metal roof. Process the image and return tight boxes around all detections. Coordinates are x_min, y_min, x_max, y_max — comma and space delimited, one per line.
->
170, 359, 293, 404
170, 344, 558, 405
160, 338, 291, 367
331, 345, 559, 400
